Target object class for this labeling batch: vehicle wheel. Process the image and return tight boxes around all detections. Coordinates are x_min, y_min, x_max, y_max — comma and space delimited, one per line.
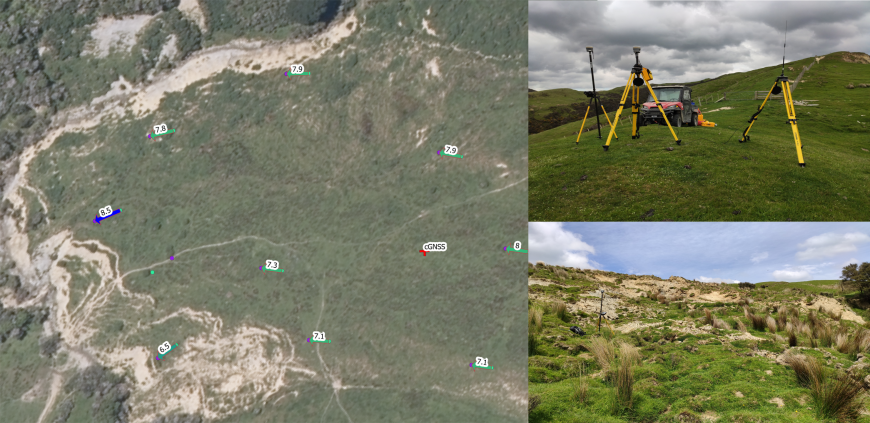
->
691, 113, 698, 127
671, 114, 682, 127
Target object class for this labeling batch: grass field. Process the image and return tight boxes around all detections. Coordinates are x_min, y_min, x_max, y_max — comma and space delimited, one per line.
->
529, 263, 870, 423
529, 52, 870, 221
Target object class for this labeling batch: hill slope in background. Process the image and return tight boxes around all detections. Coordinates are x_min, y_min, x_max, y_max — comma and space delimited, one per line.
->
528, 262, 870, 423
529, 51, 870, 221
528, 51, 868, 135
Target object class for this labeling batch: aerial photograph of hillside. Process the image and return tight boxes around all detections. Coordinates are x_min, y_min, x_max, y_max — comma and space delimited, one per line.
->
0, 1, 529, 422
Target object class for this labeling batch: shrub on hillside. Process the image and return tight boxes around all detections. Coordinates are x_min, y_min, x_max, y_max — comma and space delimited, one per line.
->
738, 282, 755, 290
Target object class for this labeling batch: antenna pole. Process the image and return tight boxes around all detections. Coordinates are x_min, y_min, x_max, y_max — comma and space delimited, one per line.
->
781, 20, 787, 76
598, 289, 604, 333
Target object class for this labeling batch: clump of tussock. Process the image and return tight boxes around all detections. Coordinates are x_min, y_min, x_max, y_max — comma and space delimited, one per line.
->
571, 374, 589, 404
529, 332, 539, 354
766, 315, 778, 333
618, 341, 642, 366
747, 312, 767, 331
587, 337, 617, 377
813, 373, 864, 421
817, 323, 834, 348
535, 261, 546, 268
614, 354, 635, 411
713, 318, 731, 330
530, 305, 544, 333
703, 309, 713, 326
555, 268, 569, 280
736, 319, 747, 332
836, 332, 858, 354
786, 321, 795, 334
777, 308, 788, 330
785, 354, 824, 389
807, 310, 820, 330
550, 301, 570, 322
829, 309, 842, 321
788, 330, 798, 347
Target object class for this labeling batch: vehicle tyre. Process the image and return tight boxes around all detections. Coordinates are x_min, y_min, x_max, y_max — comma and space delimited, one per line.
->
690, 113, 698, 127
670, 114, 682, 127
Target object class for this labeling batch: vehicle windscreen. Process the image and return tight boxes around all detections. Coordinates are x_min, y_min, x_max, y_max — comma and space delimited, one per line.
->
648, 89, 681, 102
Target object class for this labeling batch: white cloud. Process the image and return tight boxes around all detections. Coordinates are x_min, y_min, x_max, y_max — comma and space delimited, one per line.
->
699, 276, 740, 284
772, 268, 811, 281
771, 262, 834, 281
529, 223, 598, 269
751, 252, 769, 264
796, 232, 870, 261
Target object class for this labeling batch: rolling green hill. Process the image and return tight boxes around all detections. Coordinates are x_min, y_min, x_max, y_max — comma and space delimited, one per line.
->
530, 52, 870, 221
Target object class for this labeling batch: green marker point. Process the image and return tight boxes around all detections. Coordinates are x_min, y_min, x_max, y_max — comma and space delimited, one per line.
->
508, 248, 529, 253
473, 364, 494, 370
312, 339, 331, 343
150, 270, 154, 275
151, 129, 176, 138
264, 268, 284, 273
443, 152, 463, 158
287, 72, 311, 76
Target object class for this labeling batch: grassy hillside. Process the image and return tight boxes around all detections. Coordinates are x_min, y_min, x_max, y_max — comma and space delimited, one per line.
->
529, 52, 870, 221
528, 262, 870, 423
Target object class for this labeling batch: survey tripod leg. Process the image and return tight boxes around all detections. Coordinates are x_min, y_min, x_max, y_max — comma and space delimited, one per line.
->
644, 78, 681, 145
603, 74, 635, 151
738, 77, 806, 166
576, 105, 591, 144
739, 80, 778, 143
782, 80, 805, 166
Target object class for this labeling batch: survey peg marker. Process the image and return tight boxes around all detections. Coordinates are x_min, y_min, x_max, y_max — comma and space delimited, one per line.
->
94, 208, 122, 224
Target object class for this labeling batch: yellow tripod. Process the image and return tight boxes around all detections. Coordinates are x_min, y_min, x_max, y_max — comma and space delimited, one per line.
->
575, 98, 618, 144
738, 75, 806, 167
604, 47, 681, 151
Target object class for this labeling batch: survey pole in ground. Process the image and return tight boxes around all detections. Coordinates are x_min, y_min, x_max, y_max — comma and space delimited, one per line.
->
598, 289, 605, 333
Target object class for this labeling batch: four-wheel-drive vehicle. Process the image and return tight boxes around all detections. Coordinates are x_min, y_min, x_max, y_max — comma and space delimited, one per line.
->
640, 85, 700, 127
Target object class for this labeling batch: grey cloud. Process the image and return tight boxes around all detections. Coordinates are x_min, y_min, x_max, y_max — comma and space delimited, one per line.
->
530, 1, 870, 91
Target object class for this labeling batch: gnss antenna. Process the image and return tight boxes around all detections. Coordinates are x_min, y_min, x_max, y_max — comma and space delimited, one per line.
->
575, 47, 620, 145
781, 20, 788, 76
738, 19, 806, 167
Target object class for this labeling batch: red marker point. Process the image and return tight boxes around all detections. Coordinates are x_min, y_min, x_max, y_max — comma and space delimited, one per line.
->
419, 250, 427, 256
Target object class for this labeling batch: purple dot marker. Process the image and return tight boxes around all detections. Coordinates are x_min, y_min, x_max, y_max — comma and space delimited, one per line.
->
503, 246, 507, 252
148, 134, 151, 139
469, 362, 473, 368
170, 256, 174, 261
437, 150, 441, 155
307, 338, 311, 342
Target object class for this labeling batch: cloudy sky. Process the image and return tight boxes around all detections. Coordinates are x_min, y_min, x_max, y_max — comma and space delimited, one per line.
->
529, 222, 870, 283
529, 1, 870, 91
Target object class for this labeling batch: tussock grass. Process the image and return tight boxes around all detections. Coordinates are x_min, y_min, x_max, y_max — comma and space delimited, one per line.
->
550, 300, 570, 322
736, 319, 747, 332
788, 331, 798, 347
766, 315, 778, 333
530, 305, 544, 333
587, 337, 616, 375
712, 317, 730, 330
703, 309, 713, 325
614, 354, 635, 411
618, 341, 642, 366
785, 354, 824, 389
812, 373, 864, 421
748, 313, 767, 331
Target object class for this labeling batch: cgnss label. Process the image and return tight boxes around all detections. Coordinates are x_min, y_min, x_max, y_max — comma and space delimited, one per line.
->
422, 242, 447, 252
